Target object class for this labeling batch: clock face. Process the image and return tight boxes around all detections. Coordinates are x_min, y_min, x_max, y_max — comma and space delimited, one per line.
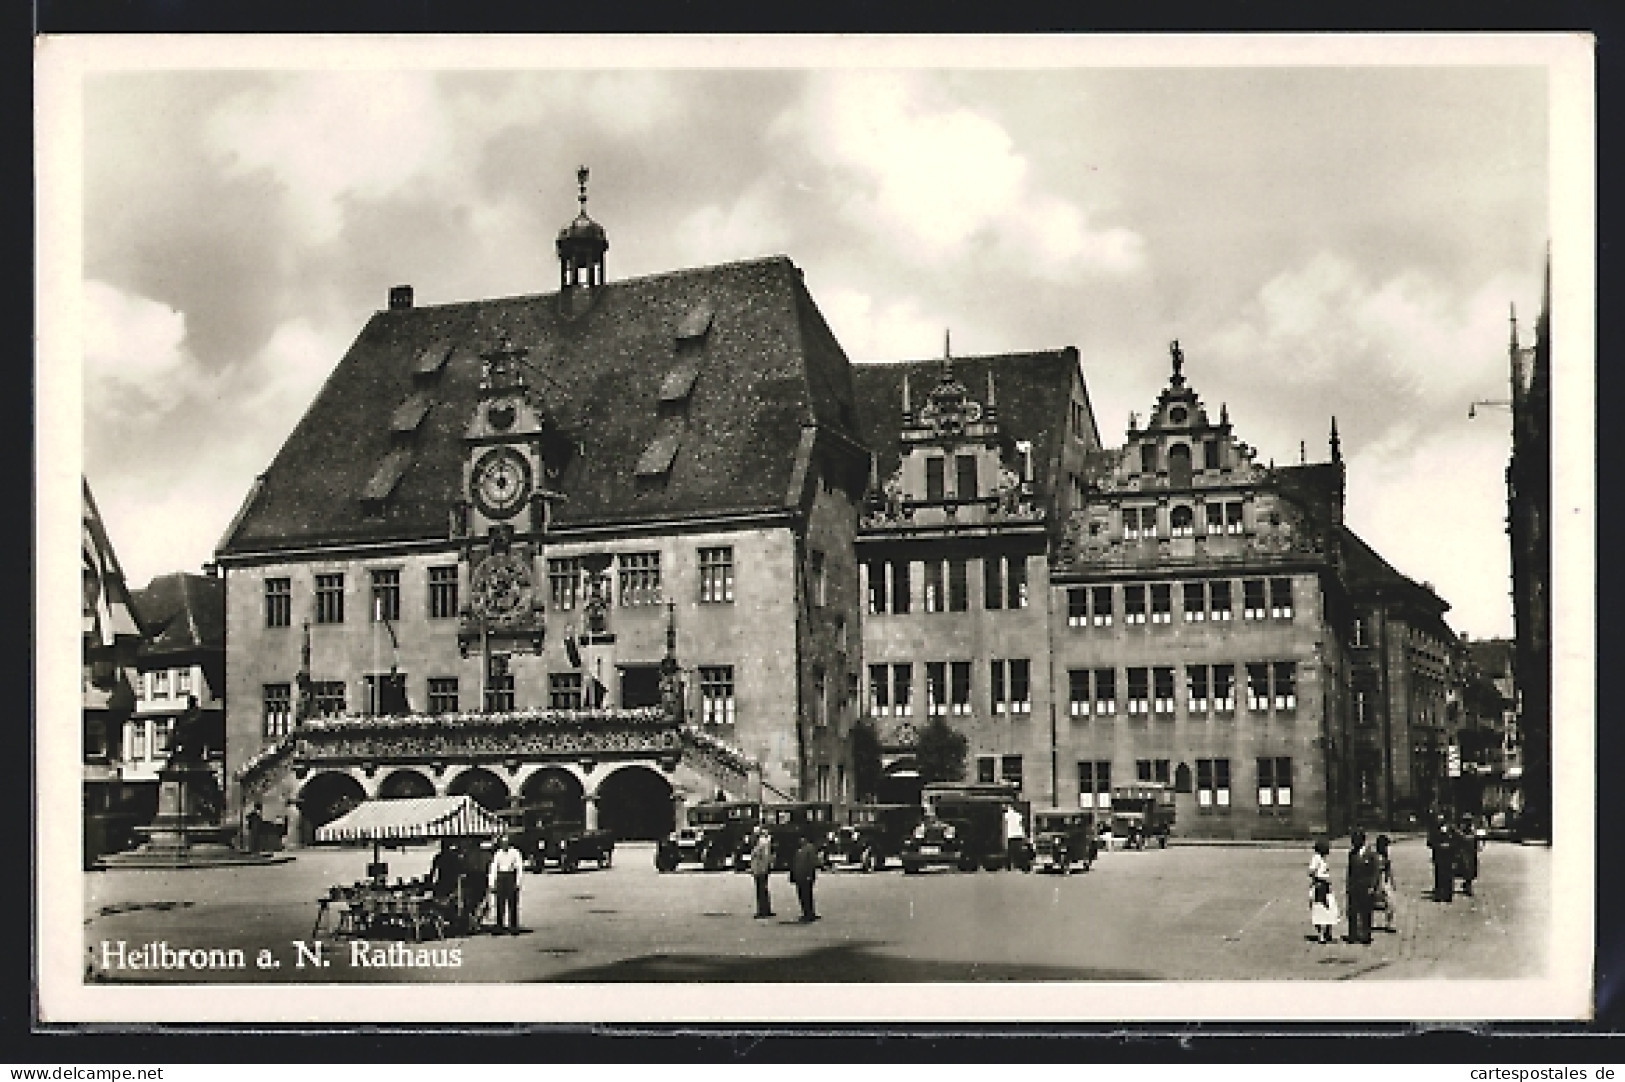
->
472, 447, 533, 520
471, 552, 533, 624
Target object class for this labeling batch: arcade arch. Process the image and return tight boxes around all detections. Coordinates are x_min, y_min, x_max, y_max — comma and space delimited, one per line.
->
378, 768, 435, 801
521, 767, 585, 822
296, 771, 367, 843
594, 764, 673, 841
447, 767, 511, 812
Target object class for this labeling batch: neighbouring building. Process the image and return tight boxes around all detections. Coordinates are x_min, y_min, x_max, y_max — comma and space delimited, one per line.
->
82, 478, 143, 863
216, 172, 869, 842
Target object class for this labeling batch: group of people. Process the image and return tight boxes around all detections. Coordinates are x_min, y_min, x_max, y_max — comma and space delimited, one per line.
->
749, 827, 825, 923
1307, 813, 1486, 944
427, 833, 526, 935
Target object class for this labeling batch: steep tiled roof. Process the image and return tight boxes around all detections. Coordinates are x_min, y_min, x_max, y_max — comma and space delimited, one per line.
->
218, 257, 860, 555
133, 572, 225, 655
1338, 526, 1451, 632
1274, 462, 1343, 525
851, 349, 1080, 507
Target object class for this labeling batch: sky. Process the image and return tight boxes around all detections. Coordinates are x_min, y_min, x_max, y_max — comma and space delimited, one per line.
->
68, 40, 1557, 639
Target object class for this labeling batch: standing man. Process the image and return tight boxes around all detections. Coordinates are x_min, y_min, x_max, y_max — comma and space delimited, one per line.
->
1427, 812, 1455, 902
1455, 812, 1480, 897
789, 832, 820, 922
488, 833, 525, 934
1345, 829, 1376, 944
243, 802, 263, 855
1003, 803, 1028, 870
750, 827, 775, 919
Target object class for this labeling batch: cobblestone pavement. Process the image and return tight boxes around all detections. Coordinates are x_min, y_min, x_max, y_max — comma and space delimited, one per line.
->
82, 836, 1548, 983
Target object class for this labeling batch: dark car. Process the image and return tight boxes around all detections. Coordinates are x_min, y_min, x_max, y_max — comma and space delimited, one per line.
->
1030, 810, 1097, 874
760, 802, 837, 871
827, 803, 924, 872
898, 815, 967, 873
919, 782, 1033, 872
655, 800, 761, 872
1111, 783, 1175, 848
495, 805, 614, 873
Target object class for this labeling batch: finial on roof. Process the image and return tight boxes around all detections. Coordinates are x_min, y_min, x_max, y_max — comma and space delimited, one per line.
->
1330, 415, 1342, 463
943, 328, 954, 382
901, 371, 912, 418
1220, 402, 1229, 425
1170, 339, 1184, 383
577, 165, 590, 210
1509, 302, 1519, 351
986, 367, 997, 413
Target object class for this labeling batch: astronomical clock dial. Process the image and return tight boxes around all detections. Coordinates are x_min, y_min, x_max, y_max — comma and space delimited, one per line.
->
470, 552, 533, 625
472, 447, 533, 520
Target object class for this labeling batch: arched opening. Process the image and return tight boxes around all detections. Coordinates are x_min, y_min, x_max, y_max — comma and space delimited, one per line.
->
377, 769, 435, 801
298, 772, 368, 840
1174, 762, 1193, 794
520, 767, 584, 822
877, 759, 924, 806
594, 765, 673, 841
1170, 505, 1195, 537
447, 767, 511, 812
1168, 443, 1192, 488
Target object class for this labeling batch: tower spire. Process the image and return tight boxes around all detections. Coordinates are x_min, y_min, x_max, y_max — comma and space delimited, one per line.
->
1170, 339, 1185, 385
943, 328, 954, 382
556, 165, 608, 292
1329, 415, 1342, 463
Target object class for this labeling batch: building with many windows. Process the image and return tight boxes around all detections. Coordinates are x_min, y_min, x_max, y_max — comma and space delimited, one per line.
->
82, 478, 144, 864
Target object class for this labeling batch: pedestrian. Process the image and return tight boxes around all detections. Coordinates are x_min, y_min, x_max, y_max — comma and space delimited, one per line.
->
789, 833, 820, 922
244, 802, 263, 855
750, 827, 775, 919
1345, 829, 1376, 944
1308, 838, 1339, 943
460, 838, 493, 933
1427, 812, 1455, 902
488, 833, 525, 934
1098, 819, 1114, 854
1002, 803, 1028, 870
429, 838, 463, 924
1372, 834, 1397, 932
1455, 813, 1480, 897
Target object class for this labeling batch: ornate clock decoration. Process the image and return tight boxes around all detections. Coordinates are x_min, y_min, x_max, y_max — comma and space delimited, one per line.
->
470, 550, 535, 627
472, 447, 533, 520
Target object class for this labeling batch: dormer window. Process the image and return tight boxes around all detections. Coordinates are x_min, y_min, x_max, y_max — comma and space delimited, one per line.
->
926, 457, 946, 502
955, 454, 978, 499
1140, 444, 1158, 474
1204, 438, 1221, 470
1015, 440, 1033, 481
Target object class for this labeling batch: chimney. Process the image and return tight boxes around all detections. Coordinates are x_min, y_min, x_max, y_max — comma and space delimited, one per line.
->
389, 285, 414, 310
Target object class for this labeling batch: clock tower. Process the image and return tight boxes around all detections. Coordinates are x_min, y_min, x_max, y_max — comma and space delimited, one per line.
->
456, 335, 557, 660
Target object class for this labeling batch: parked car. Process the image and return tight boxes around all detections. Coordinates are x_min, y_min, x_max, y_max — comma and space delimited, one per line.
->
1030, 810, 1097, 874
495, 805, 615, 873
1110, 782, 1175, 848
655, 800, 761, 872
909, 783, 1032, 872
827, 802, 924, 872
899, 815, 967, 873
760, 802, 837, 871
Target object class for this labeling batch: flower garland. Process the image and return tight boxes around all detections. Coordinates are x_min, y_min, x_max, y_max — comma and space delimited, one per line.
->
678, 725, 758, 774
234, 735, 295, 782
301, 706, 668, 733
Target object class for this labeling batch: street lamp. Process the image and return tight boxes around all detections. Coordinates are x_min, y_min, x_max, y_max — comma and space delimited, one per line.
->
1467, 399, 1511, 420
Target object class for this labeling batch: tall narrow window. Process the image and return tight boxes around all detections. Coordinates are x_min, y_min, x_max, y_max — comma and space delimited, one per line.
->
429, 566, 459, 619
926, 457, 946, 501
1186, 665, 1210, 714
950, 661, 972, 715
699, 666, 736, 726
314, 573, 344, 625
892, 663, 913, 717
428, 677, 459, 713
923, 561, 945, 613
1150, 583, 1172, 624
955, 454, 978, 500
1196, 758, 1231, 809
868, 664, 890, 717
891, 560, 911, 614
484, 656, 514, 713
1078, 760, 1112, 810
263, 684, 292, 738
1066, 586, 1087, 626
1269, 577, 1294, 619
1126, 667, 1149, 715
1139, 507, 1158, 539
1006, 555, 1028, 610
1212, 664, 1236, 713
1354, 688, 1371, 726
1124, 584, 1147, 625
813, 667, 829, 727
370, 569, 401, 623
1203, 439, 1220, 470
1352, 616, 1369, 647
265, 578, 291, 628
1092, 585, 1113, 626
1123, 507, 1141, 541
1153, 667, 1176, 715
1209, 580, 1233, 621
1001, 755, 1023, 790
1247, 663, 1271, 711
1273, 662, 1298, 710
1008, 659, 1031, 715
926, 662, 947, 717
1170, 505, 1195, 537
1184, 581, 1206, 621
1068, 669, 1090, 717
990, 660, 1007, 715
1258, 756, 1293, 808
1140, 443, 1158, 474
618, 552, 662, 606
1243, 579, 1268, 620
1093, 669, 1116, 716
1168, 444, 1192, 488
1206, 502, 1225, 535
947, 558, 969, 611
1224, 501, 1245, 535
984, 556, 1005, 610
810, 551, 826, 607
548, 557, 582, 611
866, 560, 888, 615
699, 547, 735, 603
977, 756, 997, 783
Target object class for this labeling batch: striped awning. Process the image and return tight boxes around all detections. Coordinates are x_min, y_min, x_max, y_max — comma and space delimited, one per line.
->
315, 795, 505, 843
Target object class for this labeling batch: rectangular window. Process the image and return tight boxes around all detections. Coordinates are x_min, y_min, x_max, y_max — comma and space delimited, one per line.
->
312, 680, 347, 718
618, 552, 662, 606
1247, 663, 1271, 712
1225, 501, 1245, 535
1068, 669, 1091, 717
1258, 756, 1293, 808
810, 550, 827, 607
1092, 585, 1113, 626
370, 569, 401, 623
1196, 758, 1231, 809
950, 661, 972, 715
1270, 577, 1294, 620
699, 666, 736, 726
150, 669, 170, 699
923, 561, 944, 613
1001, 755, 1023, 790
1243, 579, 1268, 620
1209, 579, 1233, 621
1140, 507, 1158, 539
985, 556, 1004, 610
1206, 502, 1225, 534
1078, 760, 1112, 810
1153, 667, 1176, 715
1066, 586, 1086, 626
926, 457, 946, 502
1094, 668, 1116, 716
990, 659, 1007, 715
152, 719, 173, 754
263, 684, 291, 738
1124, 584, 1147, 625
265, 578, 291, 628
1006, 556, 1028, 610
699, 547, 735, 603
428, 677, 459, 714
1124, 506, 1155, 541
1137, 759, 1171, 785
926, 662, 947, 717
363, 672, 408, 716
1354, 688, 1371, 726
428, 566, 459, 619
977, 756, 997, 784
947, 558, 969, 611
1150, 583, 1172, 624
891, 560, 911, 614
866, 560, 887, 615
484, 672, 515, 713
547, 673, 582, 710
892, 663, 913, 717
1203, 439, 1220, 470
1273, 662, 1298, 710
1187, 665, 1210, 714
1184, 581, 1206, 621
868, 664, 890, 716
814, 667, 829, 727
315, 573, 344, 625
816, 764, 831, 802
1212, 664, 1236, 713
956, 454, 978, 500
1126, 667, 1149, 715
1008, 659, 1031, 715
1352, 617, 1369, 647
175, 668, 192, 696
548, 557, 582, 611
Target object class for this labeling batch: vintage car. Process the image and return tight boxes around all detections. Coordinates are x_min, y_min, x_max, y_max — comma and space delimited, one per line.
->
1030, 810, 1097, 874
907, 783, 1032, 873
1110, 782, 1176, 848
827, 802, 925, 872
760, 802, 837, 871
494, 805, 615, 873
654, 800, 761, 872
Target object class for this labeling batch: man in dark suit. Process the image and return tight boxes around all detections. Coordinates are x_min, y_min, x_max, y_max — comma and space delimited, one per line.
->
1345, 829, 1377, 944
1427, 813, 1455, 902
790, 833, 821, 922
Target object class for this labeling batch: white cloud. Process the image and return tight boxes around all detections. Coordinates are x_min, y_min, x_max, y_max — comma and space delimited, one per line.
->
83, 279, 192, 385
241, 318, 352, 428
672, 181, 793, 267
816, 287, 958, 362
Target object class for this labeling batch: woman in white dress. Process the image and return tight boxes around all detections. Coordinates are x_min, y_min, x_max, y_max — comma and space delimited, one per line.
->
1308, 838, 1339, 944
